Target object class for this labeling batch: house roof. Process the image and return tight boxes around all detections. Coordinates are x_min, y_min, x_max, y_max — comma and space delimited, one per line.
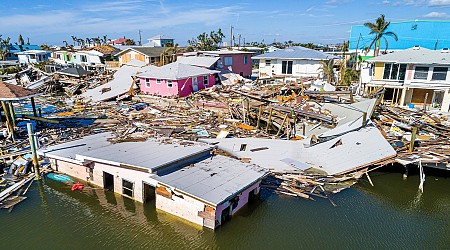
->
3, 44, 42, 53
153, 155, 269, 206
138, 62, 219, 80
16, 50, 50, 55
115, 47, 166, 57
86, 45, 120, 55
366, 47, 450, 65
38, 132, 214, 173
176, 56, 219, 68
108, 38, 128, 44
76, 50, 104, 56
82, 64, 156, 101
0, 81, 40, 100
57, 66, 93, 78
252, 46, 338, 60
149, 35, 173, 40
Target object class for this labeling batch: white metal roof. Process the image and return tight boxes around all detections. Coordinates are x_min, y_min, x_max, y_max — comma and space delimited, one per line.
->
138, 62, 219, 80
39, 132, 214, 172
366, 47, 450, 65
153, 155, 268, 205
176, 56, 219, 68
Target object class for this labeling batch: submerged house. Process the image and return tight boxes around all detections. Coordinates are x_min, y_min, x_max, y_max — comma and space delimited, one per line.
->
361, 47, 450, 112
252, 46, 338, 79
16, 50, 51, 65
38, 132, 268, 229
138, 62, 219, 97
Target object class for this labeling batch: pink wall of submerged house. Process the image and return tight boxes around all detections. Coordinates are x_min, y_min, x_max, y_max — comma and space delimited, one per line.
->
140, 74, 215, 97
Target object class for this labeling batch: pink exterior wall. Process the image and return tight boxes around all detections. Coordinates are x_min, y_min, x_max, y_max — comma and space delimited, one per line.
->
220, 53, 253, 77
214, 181, 261, 227
140, 78, 179, 97
140, 74, 215, 98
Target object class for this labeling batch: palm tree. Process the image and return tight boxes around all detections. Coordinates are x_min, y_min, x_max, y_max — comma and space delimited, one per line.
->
85, 38, 92, 47
0, 37, 11, 60
320, 59, 335, 84
62, 40, 69, 48
18, 34, 24, 51
71, 35, 77, 46
364, 14, 398, 56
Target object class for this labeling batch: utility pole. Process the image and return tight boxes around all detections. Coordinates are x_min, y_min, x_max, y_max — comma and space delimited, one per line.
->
238, 34, 241, 49
138, 30, 142, 46
230, 24, 234, 48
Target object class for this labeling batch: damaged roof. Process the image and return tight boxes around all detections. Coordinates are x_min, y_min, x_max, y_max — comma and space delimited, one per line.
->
0, 81, 40, 100
153, 155, 268, 205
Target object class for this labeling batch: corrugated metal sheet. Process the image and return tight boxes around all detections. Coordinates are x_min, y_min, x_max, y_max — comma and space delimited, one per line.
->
252, 46, 338, 60
366, 47, 450, 64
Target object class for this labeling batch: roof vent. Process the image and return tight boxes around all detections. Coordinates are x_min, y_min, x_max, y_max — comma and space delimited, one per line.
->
441, 48, 449, 53
412, 45, 420, 50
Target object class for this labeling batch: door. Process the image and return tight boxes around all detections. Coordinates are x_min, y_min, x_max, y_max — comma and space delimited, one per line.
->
103, 171, 114, 191
192, 77, 199, 92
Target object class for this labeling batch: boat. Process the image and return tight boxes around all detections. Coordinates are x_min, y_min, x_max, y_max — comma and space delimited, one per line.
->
46, 173, 74, 183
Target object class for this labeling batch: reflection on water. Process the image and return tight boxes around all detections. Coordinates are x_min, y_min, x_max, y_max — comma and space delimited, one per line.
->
1, 170, 449, 249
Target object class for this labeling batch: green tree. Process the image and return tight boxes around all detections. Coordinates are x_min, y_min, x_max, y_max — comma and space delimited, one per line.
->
364, 14, 398, 56
187, 28, 225, 51
124, 39, 136, 45
40, 44, 50, 50
18, 34, 24, 51
0, 37, 11, 60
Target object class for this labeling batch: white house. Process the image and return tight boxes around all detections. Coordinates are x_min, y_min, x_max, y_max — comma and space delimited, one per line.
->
360, 47, 450, 112
143, 35, 174, 47
16, 50, 51, 64
72, 50, 105, 71
252, 46, 338, 80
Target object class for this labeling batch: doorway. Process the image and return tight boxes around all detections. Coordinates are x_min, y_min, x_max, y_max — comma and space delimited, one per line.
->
192, 77, 199, 92
142, 182, 155, 203
103, 172, 114, 191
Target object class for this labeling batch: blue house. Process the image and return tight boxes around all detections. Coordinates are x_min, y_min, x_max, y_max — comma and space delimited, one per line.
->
1, 44, 42, 60
350, 20, 450, 54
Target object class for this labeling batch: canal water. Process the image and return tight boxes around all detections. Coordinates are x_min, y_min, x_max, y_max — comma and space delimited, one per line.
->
1, 168, 449, 249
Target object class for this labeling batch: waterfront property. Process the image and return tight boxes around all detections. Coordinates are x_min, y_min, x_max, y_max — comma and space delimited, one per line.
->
16, 50, 51, 65
360, 47, 450, 112
252, 46, 338, 79
38, 132, 267, 229
0, 44, 42, 61
137, 62, 219, 97
115, 47, 166, 65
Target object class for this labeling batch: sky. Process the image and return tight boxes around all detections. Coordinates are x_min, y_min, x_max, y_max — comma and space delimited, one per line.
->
2, 0, 450, 46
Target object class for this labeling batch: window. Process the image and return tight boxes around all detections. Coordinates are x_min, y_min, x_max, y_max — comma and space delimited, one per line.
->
382, 63, 407, 80
432, 67, 448, 81
167, 80, 173, 88
224, 56, 233, 66
80, 55, 87, 63
30, 54, 36, 59
122, 179, 134, 197
203, 75, 208, 86
281, 60, 293, 74
244, 55, 248, 64
265, 60, 271, 66
145, 78, 150, 88
156, 79, 161, 84
414, 66, 429, 80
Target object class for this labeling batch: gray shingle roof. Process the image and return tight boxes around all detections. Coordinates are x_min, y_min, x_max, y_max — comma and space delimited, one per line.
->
252, 46, 338, 60
138, 62, 219, 80
366, 47, 450, 65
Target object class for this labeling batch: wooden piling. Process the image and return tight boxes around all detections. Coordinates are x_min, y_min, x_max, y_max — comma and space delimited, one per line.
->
423, 93, 428, 112
409, 127, 417, 153
1, 101, 15, 141
7, 101, 16, 128
27, 123, 40, 180
266, 107, 273, 132
277, 114, 289, 136
257, 106, 263, 129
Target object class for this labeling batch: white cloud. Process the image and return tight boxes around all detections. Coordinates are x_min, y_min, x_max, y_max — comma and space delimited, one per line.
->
428, 0, 450, 6
422, 11, 450, 18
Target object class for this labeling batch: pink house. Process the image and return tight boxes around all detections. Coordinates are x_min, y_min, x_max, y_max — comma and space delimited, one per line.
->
180, 50, 254, 78
138, 62, 219, 97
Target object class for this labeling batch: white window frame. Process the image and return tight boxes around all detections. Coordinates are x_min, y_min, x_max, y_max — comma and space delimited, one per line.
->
413, 66, 430, 80
281, 60, 293, 74
244, 55, 248, 64
80, 55, 88, 63
122, 179, 134, 198
156, 79, 161, 84
265, 60, 271, 66
145, 78, 150, 88
224, 56, 233, 66
431, 67, 448, 81
382, 63, 407, 81
167, 79, 173, 88
203, 75, 208, 86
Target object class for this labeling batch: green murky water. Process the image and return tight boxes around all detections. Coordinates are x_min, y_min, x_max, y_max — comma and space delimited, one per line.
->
1, 168, 449, 249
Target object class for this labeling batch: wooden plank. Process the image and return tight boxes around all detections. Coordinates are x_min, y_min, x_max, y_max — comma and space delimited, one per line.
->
156, 186, 172, 199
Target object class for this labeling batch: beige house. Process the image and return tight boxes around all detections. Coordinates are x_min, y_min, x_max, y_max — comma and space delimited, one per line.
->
360, 47, 450, 112
115, 47, 166, 65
